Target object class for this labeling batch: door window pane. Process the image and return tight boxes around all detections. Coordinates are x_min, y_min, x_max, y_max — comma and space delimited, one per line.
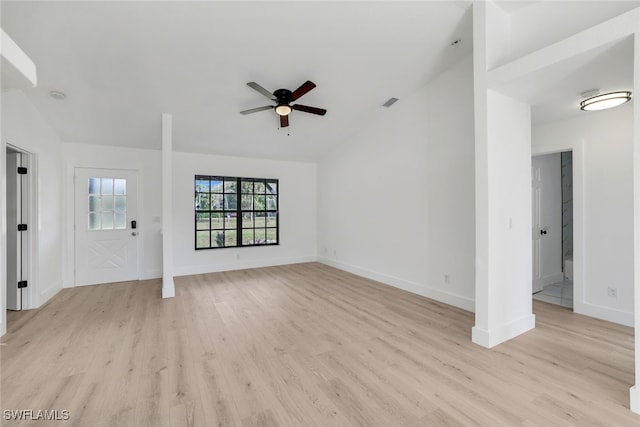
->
89, 213, 100, 230
101, 178, 114, 195
115, 196, 126, 213
114, 179, 126, 195
88, 177, 127, 231
89, 178, 100, 194
115, 213, 126, 229
89, 195, 100, 212
102, 196, 114, 211
101, 212, 114, 229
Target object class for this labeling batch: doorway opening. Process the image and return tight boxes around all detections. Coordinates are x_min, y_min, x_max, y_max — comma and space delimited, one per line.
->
5, 144, 31, 315
532, 151, 573, 309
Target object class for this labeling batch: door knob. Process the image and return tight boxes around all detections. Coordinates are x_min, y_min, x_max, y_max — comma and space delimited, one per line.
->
540, 229, 547, 235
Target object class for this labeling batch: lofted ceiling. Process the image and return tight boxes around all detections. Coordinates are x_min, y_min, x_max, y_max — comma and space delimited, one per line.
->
494, 35, 634, 125
0, 1, 473, 161
2, 1, 636, 161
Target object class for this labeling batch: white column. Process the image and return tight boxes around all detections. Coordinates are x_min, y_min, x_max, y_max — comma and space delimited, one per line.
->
472, 1, 535, 348
630, 28, 640, 415
161, 113, 175, 298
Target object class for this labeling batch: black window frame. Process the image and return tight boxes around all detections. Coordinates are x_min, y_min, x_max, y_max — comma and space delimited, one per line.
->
195, 175, 279, 250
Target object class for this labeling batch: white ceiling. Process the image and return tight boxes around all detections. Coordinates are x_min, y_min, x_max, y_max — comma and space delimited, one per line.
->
1, 1, 473, 161
1, 1, 636, 161
494, 35, 634, 124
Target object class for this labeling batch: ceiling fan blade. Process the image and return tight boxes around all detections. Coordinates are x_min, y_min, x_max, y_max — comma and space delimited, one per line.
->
291, 80, 316, 101
280, 114, 289, 128
292, 104, 327, 116
247, 82, 276, 100
240, 105, 273, 115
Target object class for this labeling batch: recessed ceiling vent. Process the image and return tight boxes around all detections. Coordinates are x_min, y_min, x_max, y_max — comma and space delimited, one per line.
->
382, 97, 399, 108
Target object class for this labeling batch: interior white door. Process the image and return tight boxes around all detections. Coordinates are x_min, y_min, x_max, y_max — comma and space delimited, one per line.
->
6, 151, 23, 310
532, 154, 562, 293
75, 168, 139, 286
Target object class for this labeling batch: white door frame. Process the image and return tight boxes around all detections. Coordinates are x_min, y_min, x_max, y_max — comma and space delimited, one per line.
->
532, 143, 583, 315
3, 143, 38, 314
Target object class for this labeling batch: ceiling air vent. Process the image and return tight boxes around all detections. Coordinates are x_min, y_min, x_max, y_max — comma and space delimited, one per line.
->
382, 97, 399, 108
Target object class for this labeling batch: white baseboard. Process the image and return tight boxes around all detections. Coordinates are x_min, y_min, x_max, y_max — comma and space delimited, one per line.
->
317, 256, 474, 312
173, 255, 317, 277
574, 301, 634, 327
631, 386, 640, 414
472, 313, 536, 348
162, 276, 175, 298
142, 269, 162, 280
542, 271, 564, 286
38, 281, 62, 307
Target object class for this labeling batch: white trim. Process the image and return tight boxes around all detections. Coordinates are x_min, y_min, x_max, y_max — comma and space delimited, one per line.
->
487, 8, 640, 87
0, 29, 37, 88
575, 302, 633, 327
632, 29, 640, 417
631, 386, 640, 415
162, 278, 175, 298
39, 280, 61, 306
173, 255, 317, 277
161, 114, 175, 298
471, 314, 536, 349
318, 256, 475, 312
1, 140, 5, 336
143, 269, 162, 280
5, 143, 40, 311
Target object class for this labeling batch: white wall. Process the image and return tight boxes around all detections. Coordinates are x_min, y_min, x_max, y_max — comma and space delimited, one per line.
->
495, 1, 639, 67
1, 89, 64, 331
60, 142, 163, 285
533, 103, 634, 326
317, 56, 475, 311
172, 152, 317, 276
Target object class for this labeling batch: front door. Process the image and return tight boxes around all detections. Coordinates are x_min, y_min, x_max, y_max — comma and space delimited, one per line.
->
74, 168, 139, 286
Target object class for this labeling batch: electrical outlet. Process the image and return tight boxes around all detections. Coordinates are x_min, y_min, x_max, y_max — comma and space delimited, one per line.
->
607, 286, 617, 298
444, 274, 450, 284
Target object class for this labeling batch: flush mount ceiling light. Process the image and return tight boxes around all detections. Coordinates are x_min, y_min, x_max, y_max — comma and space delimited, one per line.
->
580, 90, 631, 111
49, 90, 66, 100
274, 104, 292, 116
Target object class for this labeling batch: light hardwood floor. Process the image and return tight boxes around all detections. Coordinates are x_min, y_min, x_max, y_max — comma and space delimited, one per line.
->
2, 262, 639, 426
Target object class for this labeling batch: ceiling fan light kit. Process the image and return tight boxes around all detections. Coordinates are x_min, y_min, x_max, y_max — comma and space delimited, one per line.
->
275, 105, 292, 116
580, 90, 632, 111
241, 80, 327, 127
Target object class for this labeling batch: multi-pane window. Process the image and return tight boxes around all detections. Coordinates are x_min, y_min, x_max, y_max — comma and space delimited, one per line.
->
195, 175, 278, 249
88, 177, 127, 230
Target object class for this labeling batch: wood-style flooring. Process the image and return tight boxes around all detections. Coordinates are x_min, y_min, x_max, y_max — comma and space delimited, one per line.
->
2, 262, 639, 426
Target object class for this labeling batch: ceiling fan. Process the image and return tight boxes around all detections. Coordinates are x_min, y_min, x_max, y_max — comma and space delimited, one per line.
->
240, 80, 327, 128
